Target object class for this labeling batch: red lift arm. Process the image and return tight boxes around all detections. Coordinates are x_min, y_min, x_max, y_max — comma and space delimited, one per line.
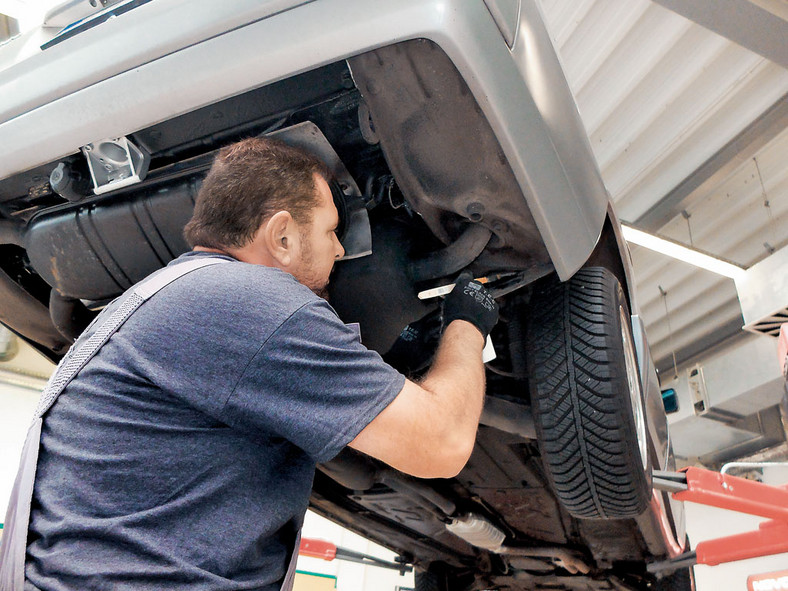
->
649, 466, 788, 573
298, 538, 412, 575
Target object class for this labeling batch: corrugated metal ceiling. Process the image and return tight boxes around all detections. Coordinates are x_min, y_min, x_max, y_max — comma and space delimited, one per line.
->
536, 0, 788, 378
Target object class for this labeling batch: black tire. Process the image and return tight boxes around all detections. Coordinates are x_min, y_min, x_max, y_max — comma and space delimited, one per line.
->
526, 267, 652, 519
654, 566, 695, 591
654, 536, 695, 591
415, 570, 445, 591
414, 564, 472, 591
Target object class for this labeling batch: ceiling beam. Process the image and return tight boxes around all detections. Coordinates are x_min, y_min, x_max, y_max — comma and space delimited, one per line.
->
635, 92, 788, 231
653, 0, 788, 68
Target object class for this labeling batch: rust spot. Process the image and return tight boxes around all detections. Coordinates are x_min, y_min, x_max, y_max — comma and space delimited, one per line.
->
49, 256, 61, 286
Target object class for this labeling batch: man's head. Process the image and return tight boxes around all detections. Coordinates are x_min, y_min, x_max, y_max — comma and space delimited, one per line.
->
184, 137, 345, 296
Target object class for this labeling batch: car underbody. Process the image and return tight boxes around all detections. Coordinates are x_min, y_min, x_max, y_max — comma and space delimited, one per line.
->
0, 8, 687, 589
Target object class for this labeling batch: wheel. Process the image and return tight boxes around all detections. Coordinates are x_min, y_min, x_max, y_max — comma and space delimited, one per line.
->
653, 536, 695, 591
415, 569, 446, 591
654, 566, 695, 591
414, 564, 473, 591
526, 266, 652, 519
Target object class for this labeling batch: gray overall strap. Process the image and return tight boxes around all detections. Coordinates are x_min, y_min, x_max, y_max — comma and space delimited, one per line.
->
279, 531, 301, 591
0, 257, 228, 591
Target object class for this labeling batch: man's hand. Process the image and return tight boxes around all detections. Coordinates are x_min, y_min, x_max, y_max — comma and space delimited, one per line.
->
442, 271, 499, 339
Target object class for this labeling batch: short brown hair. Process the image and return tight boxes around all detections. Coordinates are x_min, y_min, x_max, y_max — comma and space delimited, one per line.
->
183, 136, 330, 250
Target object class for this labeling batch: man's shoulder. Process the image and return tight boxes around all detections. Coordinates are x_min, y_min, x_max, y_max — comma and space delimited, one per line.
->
174, 253, 312, 297
151, 253, 321, 326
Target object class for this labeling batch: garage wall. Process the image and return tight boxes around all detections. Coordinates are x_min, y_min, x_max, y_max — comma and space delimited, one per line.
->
0, 332, 50, 528
0, 382, 40, 523
297, 512, 414, 591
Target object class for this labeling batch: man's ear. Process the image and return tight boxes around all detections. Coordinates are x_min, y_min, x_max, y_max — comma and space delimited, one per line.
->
262, 210, 298, 267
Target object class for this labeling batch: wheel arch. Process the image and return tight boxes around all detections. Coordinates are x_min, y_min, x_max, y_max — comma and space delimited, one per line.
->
582, 204, 639, 316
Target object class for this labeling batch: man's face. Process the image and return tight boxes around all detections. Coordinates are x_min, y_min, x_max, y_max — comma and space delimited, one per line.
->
292, 175, 345, 297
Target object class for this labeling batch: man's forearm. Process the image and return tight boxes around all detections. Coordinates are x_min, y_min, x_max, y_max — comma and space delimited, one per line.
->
418, 320, 486, 463
348, 277, 497, 479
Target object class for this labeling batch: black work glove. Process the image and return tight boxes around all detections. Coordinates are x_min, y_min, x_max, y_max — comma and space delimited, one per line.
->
384, 313, 442, 376
441, 271, 499, 339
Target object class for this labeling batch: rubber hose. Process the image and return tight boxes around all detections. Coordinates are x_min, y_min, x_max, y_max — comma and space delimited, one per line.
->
49, 290, 96, 343
409, 224, 492, 283
0, 220, 24, 248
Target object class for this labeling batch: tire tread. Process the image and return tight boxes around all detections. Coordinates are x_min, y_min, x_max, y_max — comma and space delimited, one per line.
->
527, 267, 651, 519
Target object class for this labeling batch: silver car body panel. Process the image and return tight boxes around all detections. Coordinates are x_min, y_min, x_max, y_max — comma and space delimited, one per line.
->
0, 0, 607, 279
631, 313, 686, 552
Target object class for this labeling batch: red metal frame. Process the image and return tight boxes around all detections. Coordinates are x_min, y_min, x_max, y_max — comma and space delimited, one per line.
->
299, 538, 337, 561
674, 467, 788, 567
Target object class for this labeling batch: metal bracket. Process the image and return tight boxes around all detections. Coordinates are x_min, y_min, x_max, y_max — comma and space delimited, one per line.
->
269, 122, 372, 261
652, 470, 688, 493
82, 136, 150, 195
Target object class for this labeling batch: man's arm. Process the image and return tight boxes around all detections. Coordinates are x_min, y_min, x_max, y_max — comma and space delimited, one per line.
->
349, 273, 498, 479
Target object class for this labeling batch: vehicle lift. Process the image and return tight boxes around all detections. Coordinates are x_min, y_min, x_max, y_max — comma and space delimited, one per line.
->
648, 466, 788, 573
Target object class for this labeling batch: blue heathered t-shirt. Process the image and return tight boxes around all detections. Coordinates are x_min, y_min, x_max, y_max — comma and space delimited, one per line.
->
25, 252, 405, 590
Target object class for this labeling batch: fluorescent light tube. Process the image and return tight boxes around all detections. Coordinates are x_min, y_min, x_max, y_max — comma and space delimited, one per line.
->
621, 224, 746, 280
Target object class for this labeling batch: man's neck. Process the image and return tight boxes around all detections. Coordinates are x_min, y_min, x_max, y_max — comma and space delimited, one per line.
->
193, 246, 232, 257
193, 245, 276, 267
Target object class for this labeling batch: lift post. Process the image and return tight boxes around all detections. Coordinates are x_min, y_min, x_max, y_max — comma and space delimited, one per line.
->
649, 467, 788, 573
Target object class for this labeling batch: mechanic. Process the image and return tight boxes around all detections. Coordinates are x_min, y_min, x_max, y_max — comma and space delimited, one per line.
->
15, 137, 499, 591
